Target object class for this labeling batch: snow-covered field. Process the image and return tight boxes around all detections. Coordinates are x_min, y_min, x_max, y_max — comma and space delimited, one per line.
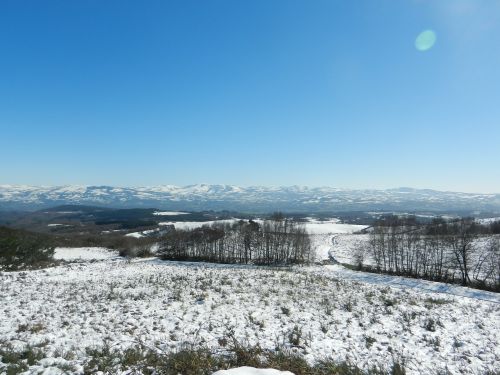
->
329, 234, 372, 265
302, 219, 366, 236
158, 219, 241, 230
1, 247, 499, 374
53, 247, 119, 261
306, 221, 367, 262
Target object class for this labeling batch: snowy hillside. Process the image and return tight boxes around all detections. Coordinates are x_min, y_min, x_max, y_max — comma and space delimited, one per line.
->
1, 247, 499, 374
1, 184, 499, 212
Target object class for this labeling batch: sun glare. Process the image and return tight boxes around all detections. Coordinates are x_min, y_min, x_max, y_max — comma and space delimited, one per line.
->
415, 29, 437, 51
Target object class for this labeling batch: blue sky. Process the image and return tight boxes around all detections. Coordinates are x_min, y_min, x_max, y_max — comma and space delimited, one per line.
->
0, 0, 499, 193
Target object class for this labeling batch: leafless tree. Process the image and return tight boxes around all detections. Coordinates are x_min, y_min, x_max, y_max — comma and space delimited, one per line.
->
446, 218, 477, 286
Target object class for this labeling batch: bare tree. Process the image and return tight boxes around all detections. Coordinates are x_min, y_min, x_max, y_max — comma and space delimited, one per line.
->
473, 237, 500, 289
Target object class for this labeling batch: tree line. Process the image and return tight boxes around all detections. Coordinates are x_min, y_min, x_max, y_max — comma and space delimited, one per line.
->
158, 215, 312, 265
367, 216, 500, 290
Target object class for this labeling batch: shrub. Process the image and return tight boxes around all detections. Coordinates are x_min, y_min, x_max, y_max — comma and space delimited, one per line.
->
0, 226, 55, 271
1, 339, 406, 375
81, 343, 406, 375
0, 342, 44, 373
118, 244, 155, 258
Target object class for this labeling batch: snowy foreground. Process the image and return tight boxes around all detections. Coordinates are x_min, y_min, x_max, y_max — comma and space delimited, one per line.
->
1, 245, 499, 375
213, 368, 293, 375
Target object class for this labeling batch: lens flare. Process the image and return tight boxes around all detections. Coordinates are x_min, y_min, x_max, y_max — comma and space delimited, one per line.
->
415, 30, 437, 51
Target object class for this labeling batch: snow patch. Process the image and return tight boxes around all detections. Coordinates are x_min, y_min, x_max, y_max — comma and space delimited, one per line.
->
159, 219, 239, 230
53, 247, 119, 261
303, 219, 367, 235
153, 211, 190, 216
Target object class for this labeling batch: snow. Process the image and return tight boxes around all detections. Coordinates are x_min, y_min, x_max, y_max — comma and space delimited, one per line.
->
1, 248, 499, 374
477, 217, 500, 224
2, 184, 500, 212
310, 234, 335, 261
153, 211, 189, 216
159, 219, 240, 230
328, 234, 372, 265
125, 231, 145, 238
303, 219, 367, 235
307, 221, 368, 262
125, 227, 173, 238
156, 218, 366, 235
323, 264, 500, 304
213, 368, 294, 375
125, 229, 159, 238
53, 247, 119, 261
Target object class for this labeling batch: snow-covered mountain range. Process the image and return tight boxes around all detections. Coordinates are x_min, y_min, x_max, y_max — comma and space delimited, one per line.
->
0, 184, 499, 212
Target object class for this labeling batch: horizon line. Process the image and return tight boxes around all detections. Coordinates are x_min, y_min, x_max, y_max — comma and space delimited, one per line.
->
0, 183, 498, 196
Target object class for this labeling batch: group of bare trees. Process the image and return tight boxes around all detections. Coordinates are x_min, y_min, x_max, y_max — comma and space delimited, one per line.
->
159, 216, 312, 265
368, 217, 500, 290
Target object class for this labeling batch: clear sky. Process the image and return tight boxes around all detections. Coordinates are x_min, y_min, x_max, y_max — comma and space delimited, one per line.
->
0, 0, 499, 193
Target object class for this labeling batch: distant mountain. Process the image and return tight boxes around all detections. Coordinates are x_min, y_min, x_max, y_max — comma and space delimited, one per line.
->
0, 184, 499, 213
